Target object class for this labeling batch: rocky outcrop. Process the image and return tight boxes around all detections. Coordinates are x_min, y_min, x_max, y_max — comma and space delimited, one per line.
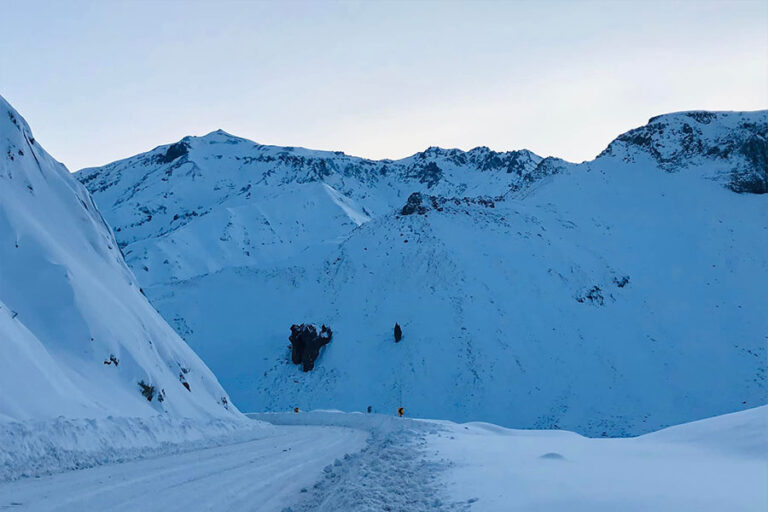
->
155, 140, 189, 164
597, 110, 768, 194
400, 192, 428, 215
400, 192, 497, 216
289, 324, 332, 372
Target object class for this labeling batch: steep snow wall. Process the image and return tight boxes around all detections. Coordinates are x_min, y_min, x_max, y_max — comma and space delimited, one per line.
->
0, 95, 239, 424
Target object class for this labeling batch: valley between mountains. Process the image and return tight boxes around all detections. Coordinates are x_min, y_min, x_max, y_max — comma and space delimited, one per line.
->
1, 93, 766, 511
77, 109, 768, 436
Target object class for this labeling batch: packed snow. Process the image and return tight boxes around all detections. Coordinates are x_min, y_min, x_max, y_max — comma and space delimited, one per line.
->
0, 422, 366, 511
78, 110, 768, 436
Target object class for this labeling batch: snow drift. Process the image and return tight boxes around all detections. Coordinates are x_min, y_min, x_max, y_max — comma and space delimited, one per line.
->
430, 405, 767, 512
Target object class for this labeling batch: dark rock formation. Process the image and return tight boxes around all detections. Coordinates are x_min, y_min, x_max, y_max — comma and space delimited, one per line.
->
401, 192, 427, 215
598, 111, 768, 194
138, 380, 155, 401
394, 322, 402, 343
613, 275, 630, 288
576, 285, 606, 306
289, 323, 332, 372
400, 192, 498, 216
411, 161, 443, 188
155, 141, 189, 164
731, 135, 767, 193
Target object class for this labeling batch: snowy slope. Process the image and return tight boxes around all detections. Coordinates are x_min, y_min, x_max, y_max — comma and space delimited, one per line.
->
76, 130, 544, 285
0, 95, 245, 474
78, 110, 768, 436
430, 405, 767, 512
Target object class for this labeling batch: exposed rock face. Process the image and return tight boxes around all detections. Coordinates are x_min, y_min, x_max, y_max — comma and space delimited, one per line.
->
401, 192, 497, 216
597, 110, 767, 194
400, 192, 427, 215
731, 135, 768, 193
289, 324, 332, 372
406, 161, 443, 188
155, 140, 189, 164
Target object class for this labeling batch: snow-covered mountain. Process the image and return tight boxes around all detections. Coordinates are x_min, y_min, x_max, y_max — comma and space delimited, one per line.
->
77, 110, 768, 436
0, 95, 238, 424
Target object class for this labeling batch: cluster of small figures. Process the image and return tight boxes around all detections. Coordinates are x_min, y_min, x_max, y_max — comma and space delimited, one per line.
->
293, 406, 405, 417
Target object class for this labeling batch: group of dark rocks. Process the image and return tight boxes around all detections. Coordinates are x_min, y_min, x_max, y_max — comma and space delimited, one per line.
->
400, 191, 497, 216
289, 322, 402, 372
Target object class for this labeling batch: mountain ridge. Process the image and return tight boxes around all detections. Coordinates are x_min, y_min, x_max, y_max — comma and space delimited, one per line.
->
76, 108, 768, 436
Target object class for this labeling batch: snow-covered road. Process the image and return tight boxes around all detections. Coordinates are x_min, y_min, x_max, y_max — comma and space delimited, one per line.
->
0, 425, 366, 512
1, 408, 763, 511
250, 412, 469, 511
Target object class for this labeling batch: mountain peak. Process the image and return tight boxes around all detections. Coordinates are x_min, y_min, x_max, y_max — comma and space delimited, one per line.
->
597, 110, 768, 193
201, 128, 239, 140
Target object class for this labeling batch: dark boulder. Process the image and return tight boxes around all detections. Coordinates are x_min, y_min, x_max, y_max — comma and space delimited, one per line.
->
401, 192, 428, 215
289, 323, 332, 372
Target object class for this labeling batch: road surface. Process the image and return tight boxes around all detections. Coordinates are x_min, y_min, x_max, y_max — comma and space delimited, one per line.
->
0, 425, 366, 512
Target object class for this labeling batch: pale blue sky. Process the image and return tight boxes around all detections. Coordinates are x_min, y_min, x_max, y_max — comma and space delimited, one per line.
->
1, 0, 766, 170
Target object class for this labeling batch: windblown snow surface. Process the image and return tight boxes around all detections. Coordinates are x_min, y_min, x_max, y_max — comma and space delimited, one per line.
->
78, 110, 768, 437
0, 96, 255, 481
0, 406, 764, 511
428, 404, 767, 512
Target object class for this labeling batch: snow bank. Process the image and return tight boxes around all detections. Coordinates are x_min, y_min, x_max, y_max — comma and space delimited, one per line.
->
428, 406, 767, 511
643, 405, 767, 458
247, 410, 433, 434
0, 415, 266, 482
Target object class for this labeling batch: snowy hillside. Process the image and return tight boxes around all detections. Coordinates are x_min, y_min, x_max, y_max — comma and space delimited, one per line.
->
0, 95, 247, 478
77, 110, 768, 436
429, 405, 767, 511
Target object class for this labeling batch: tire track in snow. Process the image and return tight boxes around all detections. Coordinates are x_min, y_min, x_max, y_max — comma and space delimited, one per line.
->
252, 412, 470, 512
0, 425, 366, 512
